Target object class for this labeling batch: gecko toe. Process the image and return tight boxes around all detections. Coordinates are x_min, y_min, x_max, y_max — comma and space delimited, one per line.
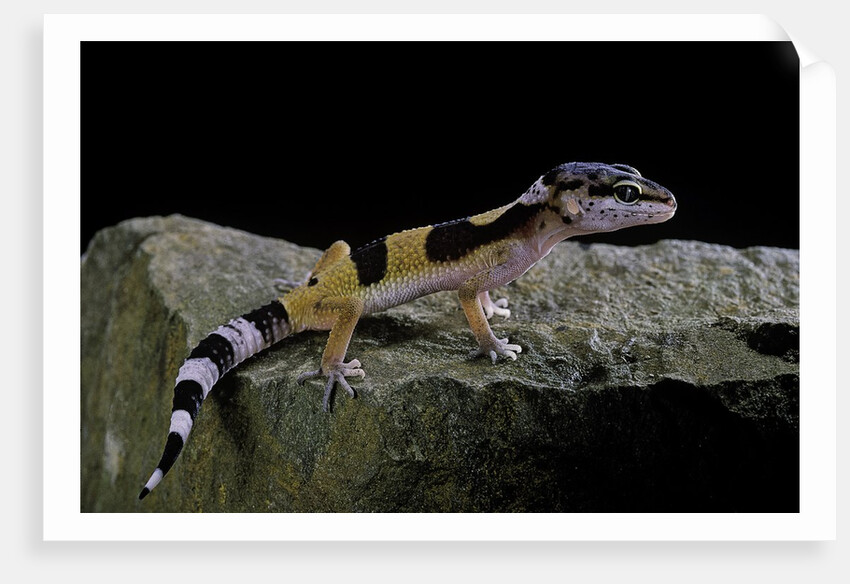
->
296, 368, 322, 385
336, 374, 357, 398
498, 340, 522, 354
470, 337, 522, 363
304, 359, 366, 411
491, 299, 511, 318
322, 371, 358, 412
322, 378, 335, 412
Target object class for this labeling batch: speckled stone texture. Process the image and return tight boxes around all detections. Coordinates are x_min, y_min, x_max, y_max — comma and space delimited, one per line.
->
81, 216, 799, 512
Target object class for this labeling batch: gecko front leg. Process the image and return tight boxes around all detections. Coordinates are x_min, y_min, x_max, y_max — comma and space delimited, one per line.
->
459, 269, 522, 363
296, 296, 365, 412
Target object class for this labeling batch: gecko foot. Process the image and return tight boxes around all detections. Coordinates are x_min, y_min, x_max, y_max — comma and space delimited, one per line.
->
480, 293, 511, 320
469, 337, 522, 364
296, 359, 366, 412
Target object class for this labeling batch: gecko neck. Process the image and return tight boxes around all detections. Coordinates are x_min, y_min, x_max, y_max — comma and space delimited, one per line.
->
530, 206, 583, 258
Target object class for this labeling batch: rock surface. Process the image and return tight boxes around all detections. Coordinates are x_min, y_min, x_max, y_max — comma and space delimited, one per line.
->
81, 215, 799, 512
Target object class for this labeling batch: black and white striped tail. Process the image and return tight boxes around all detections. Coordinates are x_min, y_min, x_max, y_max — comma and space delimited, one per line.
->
139, 300, 290, 500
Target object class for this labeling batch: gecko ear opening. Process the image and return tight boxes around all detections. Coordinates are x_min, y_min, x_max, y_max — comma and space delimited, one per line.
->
564, 197, 584, 216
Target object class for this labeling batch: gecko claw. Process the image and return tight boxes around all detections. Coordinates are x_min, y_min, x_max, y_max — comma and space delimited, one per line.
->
296, 368, 322, 385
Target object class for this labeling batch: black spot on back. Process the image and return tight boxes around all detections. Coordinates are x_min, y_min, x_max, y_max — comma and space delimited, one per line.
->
350, 237, 388, 286
425, 202, 545, 262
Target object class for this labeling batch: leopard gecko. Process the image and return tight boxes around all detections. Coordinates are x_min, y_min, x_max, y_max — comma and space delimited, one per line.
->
138, 161, 677, 499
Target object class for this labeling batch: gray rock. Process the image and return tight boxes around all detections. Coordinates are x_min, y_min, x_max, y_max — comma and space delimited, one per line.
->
81, 215, 799, 512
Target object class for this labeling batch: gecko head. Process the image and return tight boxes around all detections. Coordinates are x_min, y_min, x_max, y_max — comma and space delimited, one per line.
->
524, 162, 677, 234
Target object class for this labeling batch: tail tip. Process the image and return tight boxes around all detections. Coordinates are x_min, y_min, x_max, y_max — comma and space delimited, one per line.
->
138, 487, 150, 500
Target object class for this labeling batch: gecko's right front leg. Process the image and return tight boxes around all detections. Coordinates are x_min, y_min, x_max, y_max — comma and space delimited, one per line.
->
296, 296, 365, 412
459, 269, 522, 363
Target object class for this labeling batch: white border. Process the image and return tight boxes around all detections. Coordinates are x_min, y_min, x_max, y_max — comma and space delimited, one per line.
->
45, 13, 786, 42
45, 13, 834, 541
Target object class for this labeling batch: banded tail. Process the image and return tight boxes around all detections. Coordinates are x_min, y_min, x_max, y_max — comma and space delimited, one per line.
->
139, 300, 290, 500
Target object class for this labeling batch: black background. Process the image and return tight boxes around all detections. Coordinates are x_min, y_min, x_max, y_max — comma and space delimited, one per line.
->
81, 41, 799, 254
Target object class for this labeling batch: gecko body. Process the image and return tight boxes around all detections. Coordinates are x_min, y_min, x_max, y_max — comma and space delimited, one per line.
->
139, 162, 676, 499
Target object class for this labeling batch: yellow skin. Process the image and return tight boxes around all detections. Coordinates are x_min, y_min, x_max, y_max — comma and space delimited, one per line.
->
280, 162, 676, 411
139, 162, 676, 499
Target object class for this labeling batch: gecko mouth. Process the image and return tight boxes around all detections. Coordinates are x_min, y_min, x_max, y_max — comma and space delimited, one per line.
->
629, 208, 676, 220
634, 210, 675, 224
569, 209, 675, 233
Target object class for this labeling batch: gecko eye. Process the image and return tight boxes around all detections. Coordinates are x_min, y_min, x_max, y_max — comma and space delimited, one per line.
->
613, 180, 642, 205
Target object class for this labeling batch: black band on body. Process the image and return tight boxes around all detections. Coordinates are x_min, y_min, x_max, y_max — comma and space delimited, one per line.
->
425, 202, 544, 263
350, 237, 389, 287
